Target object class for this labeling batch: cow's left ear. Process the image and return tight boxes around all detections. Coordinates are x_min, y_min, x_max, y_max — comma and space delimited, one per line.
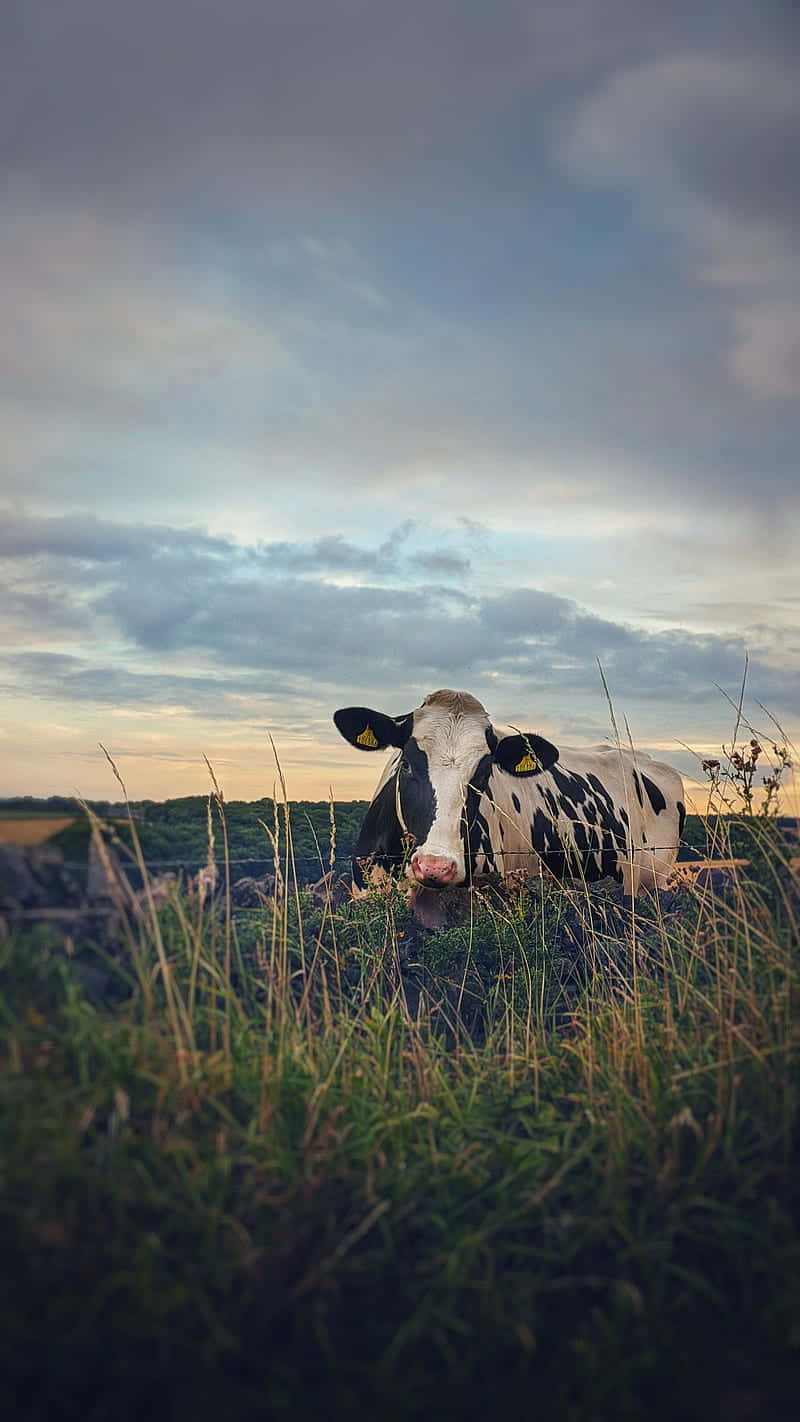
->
492, 732, 559, 776
334, 706, 413, 751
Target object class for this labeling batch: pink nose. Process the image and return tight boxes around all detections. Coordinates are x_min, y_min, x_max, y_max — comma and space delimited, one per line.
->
411, 854, 458, 886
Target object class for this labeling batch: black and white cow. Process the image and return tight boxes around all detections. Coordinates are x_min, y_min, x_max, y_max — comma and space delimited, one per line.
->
334, 689, 685, 901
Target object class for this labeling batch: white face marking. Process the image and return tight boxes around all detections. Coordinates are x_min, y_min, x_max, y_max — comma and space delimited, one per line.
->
407, 700, 491, 881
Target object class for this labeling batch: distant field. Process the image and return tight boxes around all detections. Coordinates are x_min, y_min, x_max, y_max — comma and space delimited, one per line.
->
0, 816, 75, 846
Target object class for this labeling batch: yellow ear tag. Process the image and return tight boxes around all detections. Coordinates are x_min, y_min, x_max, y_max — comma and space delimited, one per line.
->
356, 725, 379, 748
514, 751, 539, 773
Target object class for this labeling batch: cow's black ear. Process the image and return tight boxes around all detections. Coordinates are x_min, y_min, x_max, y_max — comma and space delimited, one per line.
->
492, 732, 559, 776
334, 707, 412, 751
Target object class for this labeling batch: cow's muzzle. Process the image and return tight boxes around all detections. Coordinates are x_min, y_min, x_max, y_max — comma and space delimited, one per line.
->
410, 853, 459, 887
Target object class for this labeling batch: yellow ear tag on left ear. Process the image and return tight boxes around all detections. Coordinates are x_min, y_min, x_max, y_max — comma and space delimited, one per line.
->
356, 725, 379, 748
515, 751, 539, 773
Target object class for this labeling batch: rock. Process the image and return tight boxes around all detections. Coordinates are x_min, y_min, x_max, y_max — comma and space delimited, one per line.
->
308, 872, 355, 908
229, 875, 276, 909
693, 866, 735, 893
0, 844, 47, 907
141, 872, 178, 910
87, 838, 122, 903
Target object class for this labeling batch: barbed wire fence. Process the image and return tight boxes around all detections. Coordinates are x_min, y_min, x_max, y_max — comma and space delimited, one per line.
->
56, 834, 735, 892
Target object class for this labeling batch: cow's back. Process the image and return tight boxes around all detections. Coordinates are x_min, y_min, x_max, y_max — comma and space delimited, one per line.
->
478, 744, 684, 894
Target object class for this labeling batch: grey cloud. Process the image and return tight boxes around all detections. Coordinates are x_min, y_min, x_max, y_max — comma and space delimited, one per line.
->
98, 575, 480, 682
0, 649, 305, 718
0, 511, 468, 585
561, 53, 800, 396
0, 205, 293, 434
562, 56, 800, 232
4, 2, 790, 208
260, 535, 396, 575
2, 172, 797, 523
410, 551, 471, 578
1, 651, 80, 683
0, 577, 89, 638
3, 512, 797, 718
480, 588, 576, 639
0, 1, 527, 202
0, 510, 229, 562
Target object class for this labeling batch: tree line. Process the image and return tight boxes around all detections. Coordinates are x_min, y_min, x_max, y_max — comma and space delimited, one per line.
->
0, 795, 369, 878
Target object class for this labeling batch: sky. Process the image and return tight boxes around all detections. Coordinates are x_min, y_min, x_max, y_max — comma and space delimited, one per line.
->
1, 0, 798, 811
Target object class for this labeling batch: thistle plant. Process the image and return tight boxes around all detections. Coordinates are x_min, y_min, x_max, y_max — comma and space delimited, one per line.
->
702, 736, 793, 817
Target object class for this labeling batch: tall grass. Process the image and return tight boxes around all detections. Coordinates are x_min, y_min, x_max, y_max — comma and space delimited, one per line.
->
1, 746, 798, 1420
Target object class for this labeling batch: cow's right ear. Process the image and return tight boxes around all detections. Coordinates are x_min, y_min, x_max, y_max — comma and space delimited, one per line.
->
334, 707, 413, 751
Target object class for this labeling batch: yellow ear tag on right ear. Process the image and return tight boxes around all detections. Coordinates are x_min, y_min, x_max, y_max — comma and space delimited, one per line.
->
356, 725, 379, 748
514, 751, 539, 773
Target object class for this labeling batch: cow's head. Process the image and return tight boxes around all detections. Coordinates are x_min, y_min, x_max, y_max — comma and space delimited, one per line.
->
334, 689, 559, 887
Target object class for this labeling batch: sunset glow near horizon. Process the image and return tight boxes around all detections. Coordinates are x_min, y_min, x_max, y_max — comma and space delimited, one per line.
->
1, 2, 798, 816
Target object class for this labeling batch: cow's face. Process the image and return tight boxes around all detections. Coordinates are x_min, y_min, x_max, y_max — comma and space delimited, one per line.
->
334, 690, 559, 888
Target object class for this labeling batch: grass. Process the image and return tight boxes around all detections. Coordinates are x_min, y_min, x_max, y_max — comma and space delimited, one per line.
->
1, 764, 799, 1420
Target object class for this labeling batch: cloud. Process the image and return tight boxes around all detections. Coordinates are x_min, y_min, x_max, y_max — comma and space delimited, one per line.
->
0, 202, 293, 435
0, 649, 307, 724
0, 510, 226, 562
4, 184, 796, 534
7, 2, 791, 208
0, 1, 658, 207
0, 510, 468, 583
2, 6, 798, 552
410, 550, 471, 578
560, 53, 800, 396
2, 512, 797, 724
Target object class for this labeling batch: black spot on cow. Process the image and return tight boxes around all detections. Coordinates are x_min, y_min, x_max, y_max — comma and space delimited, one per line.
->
600, 829, 622, 882
586, 774, 628, 856
352, 776, 404, 888
511, 791, 521, 814
464, 753, 496, 876
587, 773, 611, 805
396, 740, 437, 846
467, 805, 496, 875
581, 847, 603, 882
583, 827, 608, 880
530, 809, 596, 881
542, 786, 560, 819
632, 771, 644, 807
641, 774, 667, 816
677, 800, 686, 837
530, 809, 550, 858
551, 766, 589, 806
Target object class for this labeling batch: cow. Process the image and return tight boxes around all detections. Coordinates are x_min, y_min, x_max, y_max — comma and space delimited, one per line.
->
334, 689, 685, 906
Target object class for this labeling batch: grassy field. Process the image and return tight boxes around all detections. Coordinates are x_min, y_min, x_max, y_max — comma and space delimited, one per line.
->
0, 815, 75, 846
1, 784, 798, 1421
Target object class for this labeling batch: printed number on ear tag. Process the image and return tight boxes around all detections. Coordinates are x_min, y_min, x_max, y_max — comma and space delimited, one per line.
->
356, 725, 379, 748
515, 752, 539, 773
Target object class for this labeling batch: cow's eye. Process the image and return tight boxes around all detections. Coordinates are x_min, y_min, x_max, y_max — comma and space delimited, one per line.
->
400, 757, 412, 775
